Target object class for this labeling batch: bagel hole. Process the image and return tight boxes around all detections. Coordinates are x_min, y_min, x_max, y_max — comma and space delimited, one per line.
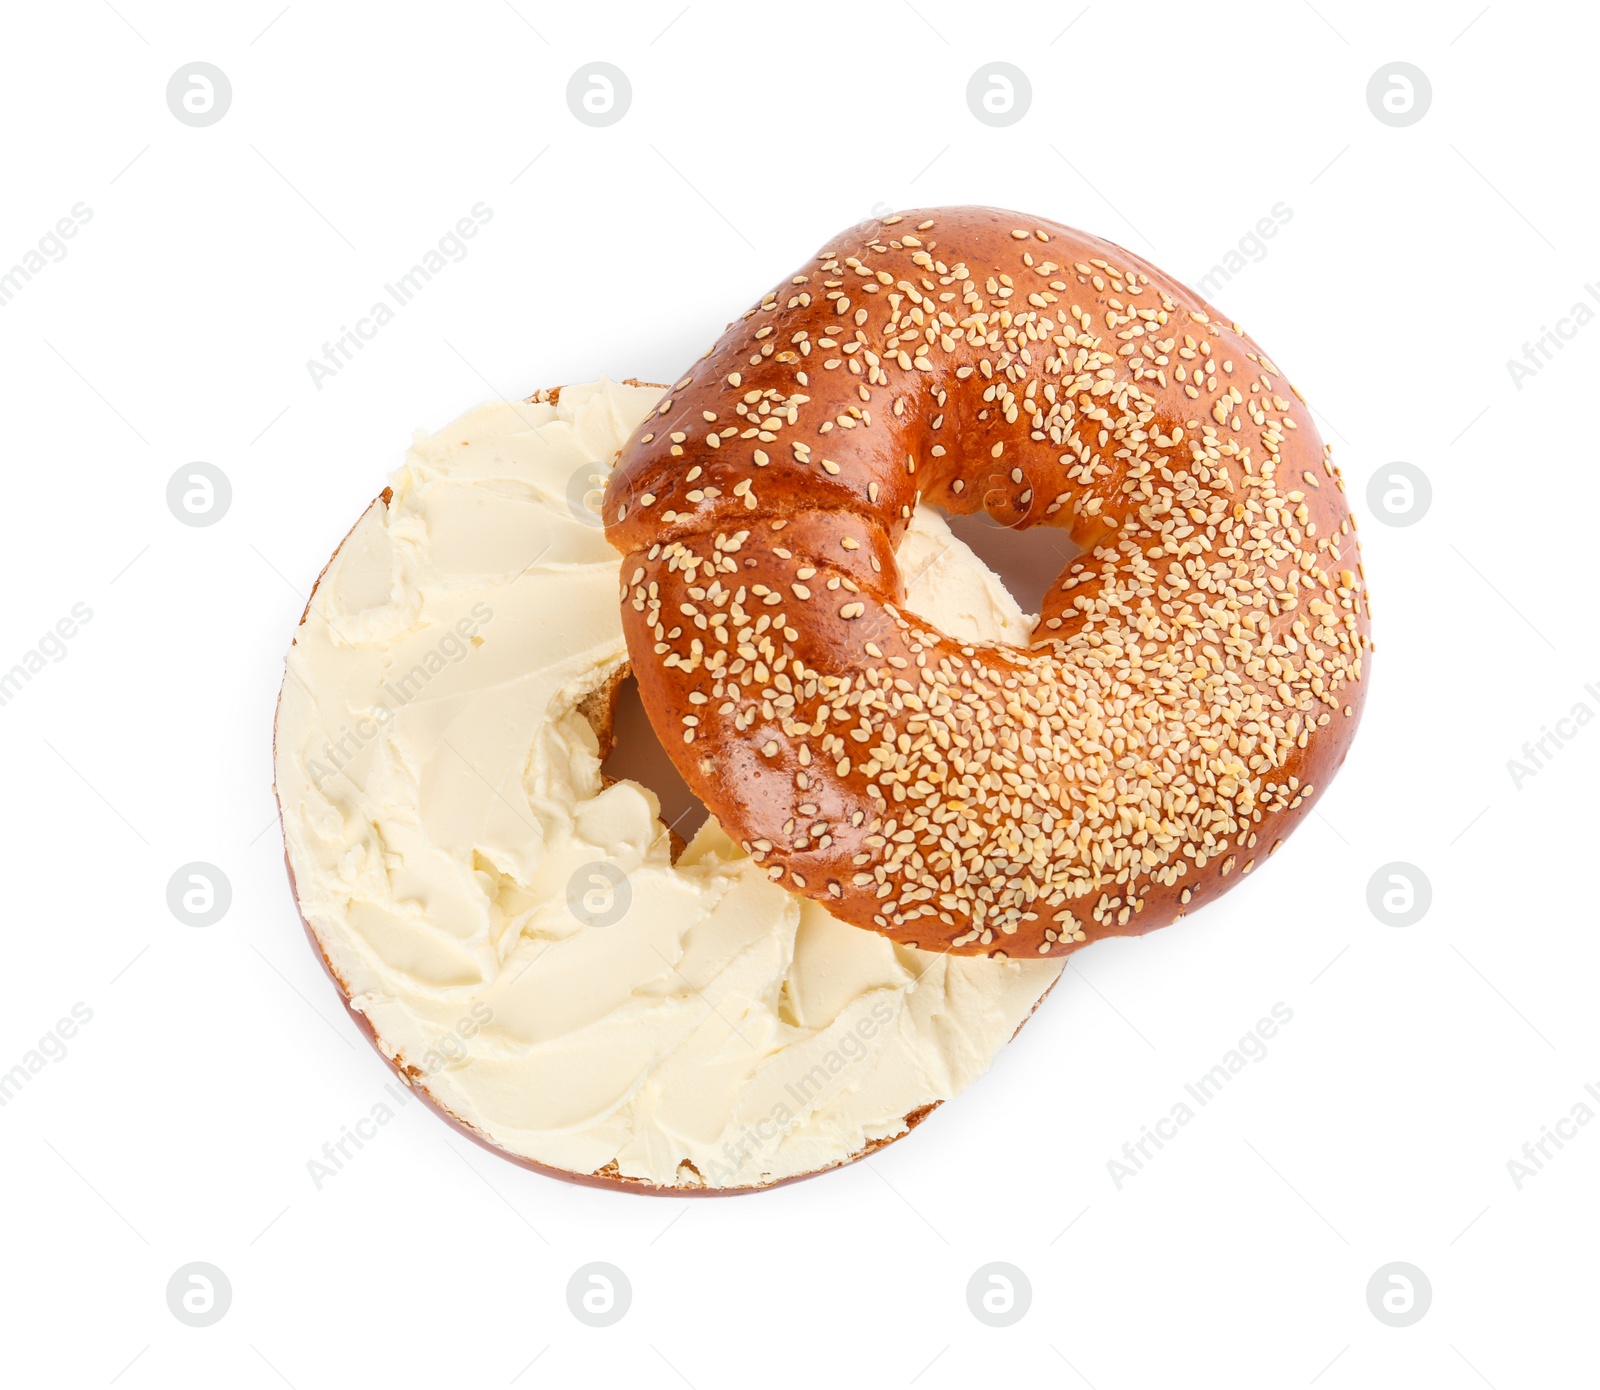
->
598, 671, 710, 857
938, 509, 1083, 622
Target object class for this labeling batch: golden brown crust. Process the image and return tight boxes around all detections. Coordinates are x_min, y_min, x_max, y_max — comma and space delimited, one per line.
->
269, 394, 1016, 1194
604, 208, 1372, 958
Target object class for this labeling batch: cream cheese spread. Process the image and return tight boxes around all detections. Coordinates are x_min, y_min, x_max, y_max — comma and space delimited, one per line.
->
274, 378, 1062, 1188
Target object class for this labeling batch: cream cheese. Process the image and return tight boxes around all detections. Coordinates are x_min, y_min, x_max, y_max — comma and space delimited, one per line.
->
274, 378, 1062, 1189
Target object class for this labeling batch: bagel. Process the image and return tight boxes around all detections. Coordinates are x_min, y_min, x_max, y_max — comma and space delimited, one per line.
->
273, 379, 1062, 1192
604, 207, 1371, 958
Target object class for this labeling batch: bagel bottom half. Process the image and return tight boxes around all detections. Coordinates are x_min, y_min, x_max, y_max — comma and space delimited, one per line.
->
273, 378, 1063, 1192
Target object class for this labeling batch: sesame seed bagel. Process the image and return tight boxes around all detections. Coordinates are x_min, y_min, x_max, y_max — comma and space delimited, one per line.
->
603, 207, 1371, 958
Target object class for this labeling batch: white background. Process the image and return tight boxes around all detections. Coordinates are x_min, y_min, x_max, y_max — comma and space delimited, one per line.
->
2, 1, 1595, 1385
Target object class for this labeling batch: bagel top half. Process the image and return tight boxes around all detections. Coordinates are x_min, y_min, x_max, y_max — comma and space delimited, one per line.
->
604, 207, 1372, 958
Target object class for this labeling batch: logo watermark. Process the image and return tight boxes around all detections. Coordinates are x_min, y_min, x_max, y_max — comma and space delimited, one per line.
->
1365, 862, 1431, 927
565, 461, 610, 528
1366, 1262, 1431, 1326
0, 1003, 93, 1109
966, 63, 1031, 127
697, 998, 895, 1186
567, 1263, 631, 1325
966, 1263, 1031, 1327
167, 462, 232, 527
0, 602, 94, 709
414, 1002, 494, 1078
306, 603, 494, 786
167, 1262, 232, 1326
1506, 283, 1600, 389
167, 863, 232, 928
167, 63, 231, 127
566, 862, 631, 928
1505, 1080, 1600, 1189
0, 203, 93, 309
1107, 1003, 1294, 1190
852, 201, 896, 235
304, 1006, 493, 1189
1366, 63, 1431, 127
305, 1078, 416, 1190
305, 204, 495, 389
1506, 683, 1600, 789
567, 64, 631, 127
1365, 461, 1431, 527
1195, 203, 1293, 301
